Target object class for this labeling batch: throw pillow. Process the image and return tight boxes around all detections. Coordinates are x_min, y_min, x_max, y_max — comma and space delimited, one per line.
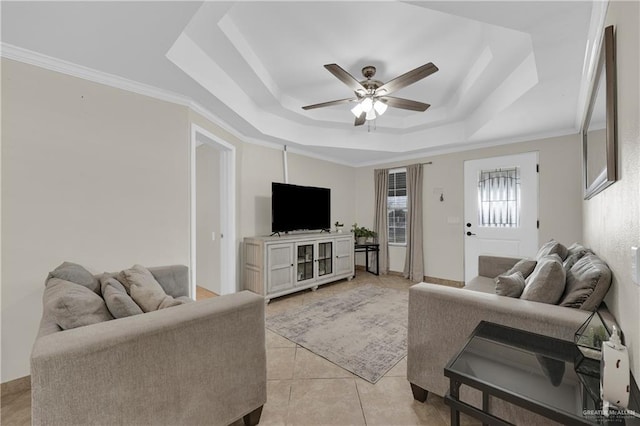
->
566, 243, 591, 259
559, 254, 612, 311
119, 264, 185, 312
44, 278, 114, 330
495, 271, 526, 298
100, 276, 144, 318
48, 261, 100, 294
536, 240, 568, 261
563, 253, 583, 276
504, 259, 537, 279
563, 243, 591, 275
521, 254, 566, 304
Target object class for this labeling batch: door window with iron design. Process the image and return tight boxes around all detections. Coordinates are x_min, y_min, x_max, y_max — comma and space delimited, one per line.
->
477, 167, 521, 228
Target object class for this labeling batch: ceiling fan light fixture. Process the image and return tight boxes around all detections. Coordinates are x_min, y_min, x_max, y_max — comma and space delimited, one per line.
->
373, 100, 388, 115
301, 62, 438, 127
361, 97, 373, 113
365, 109, 376, 121
351, 103, 364, 117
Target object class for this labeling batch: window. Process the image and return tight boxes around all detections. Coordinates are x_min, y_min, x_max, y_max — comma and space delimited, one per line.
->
388, 169, 407, 244
477, 167, 521, 227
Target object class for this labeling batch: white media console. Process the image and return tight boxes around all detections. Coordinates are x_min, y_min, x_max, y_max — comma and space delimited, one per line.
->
243, 233, 354, 302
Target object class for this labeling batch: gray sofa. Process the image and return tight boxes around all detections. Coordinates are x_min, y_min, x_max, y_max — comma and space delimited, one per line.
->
408, 251, 615, 425
31, 265, 266, 426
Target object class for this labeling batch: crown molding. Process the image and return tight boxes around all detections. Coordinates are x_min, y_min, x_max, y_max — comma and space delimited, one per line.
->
1, 43, 190, 106
0, 43, 353, 166
353, 127, 579, 168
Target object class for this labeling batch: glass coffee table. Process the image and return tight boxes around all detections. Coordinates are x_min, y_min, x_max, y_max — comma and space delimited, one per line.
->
444, 321, 640, 425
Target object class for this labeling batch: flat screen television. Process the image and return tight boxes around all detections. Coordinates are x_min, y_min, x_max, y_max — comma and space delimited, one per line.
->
272, 182, 330, 233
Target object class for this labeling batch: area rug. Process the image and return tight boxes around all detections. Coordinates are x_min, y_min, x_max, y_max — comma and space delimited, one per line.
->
266, 285, 408, 383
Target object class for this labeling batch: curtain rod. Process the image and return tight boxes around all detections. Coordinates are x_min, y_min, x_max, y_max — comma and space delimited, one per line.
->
421, 161, 433, 165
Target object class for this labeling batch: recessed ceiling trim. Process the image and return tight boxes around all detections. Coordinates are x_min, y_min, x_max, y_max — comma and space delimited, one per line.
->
218, 14, 283, 106
465, 52, 539, 139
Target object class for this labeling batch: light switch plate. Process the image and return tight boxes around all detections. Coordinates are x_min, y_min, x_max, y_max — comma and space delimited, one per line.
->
212, 231, 216, 241
632, 246, 639, 285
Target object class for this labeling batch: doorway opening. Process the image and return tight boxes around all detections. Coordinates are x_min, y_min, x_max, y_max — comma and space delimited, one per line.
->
190, 124, 236, 297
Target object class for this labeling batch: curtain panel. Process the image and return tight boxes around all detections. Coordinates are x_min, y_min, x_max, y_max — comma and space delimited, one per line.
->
373, 169, 389, 274
403, 164, 424, 282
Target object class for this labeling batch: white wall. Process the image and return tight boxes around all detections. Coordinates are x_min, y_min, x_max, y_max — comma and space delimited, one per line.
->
239, 143, 285, 238
1, 59, 191, 382
196, 144, 221, 294
584, 0, 640, 379
287, 152, 356, 234
355, 133, 584, 281
1, 61, 360, 382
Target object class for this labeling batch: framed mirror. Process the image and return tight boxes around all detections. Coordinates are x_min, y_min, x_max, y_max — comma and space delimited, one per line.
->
582, 25, 617, 200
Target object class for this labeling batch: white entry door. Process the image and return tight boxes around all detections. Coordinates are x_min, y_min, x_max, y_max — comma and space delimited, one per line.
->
464, 152, 539, 282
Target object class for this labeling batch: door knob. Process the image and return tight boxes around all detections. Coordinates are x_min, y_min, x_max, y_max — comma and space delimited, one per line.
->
466, 231, 476, 236
466, 223, 472, 228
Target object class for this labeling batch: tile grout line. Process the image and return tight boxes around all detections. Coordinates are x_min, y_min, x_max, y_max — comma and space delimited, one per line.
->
354, 378, 368, 426
285, 380, 293, 426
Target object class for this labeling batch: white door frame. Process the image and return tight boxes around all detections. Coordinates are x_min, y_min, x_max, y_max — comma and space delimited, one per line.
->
190, 123, 236, 297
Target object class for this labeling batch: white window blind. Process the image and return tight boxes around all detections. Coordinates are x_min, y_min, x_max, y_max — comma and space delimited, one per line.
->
388, 169, 407, 244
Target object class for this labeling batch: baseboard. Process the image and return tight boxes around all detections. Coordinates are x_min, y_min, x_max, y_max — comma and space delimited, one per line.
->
1, 375, 30, 397
354, 268, 464, 288
423, 276, 465, 288
356, 267, 404, 277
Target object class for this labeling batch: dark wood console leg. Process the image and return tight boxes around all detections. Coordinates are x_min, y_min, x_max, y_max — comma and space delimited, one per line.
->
243, 406, 263, 426
410, 383, 429, 402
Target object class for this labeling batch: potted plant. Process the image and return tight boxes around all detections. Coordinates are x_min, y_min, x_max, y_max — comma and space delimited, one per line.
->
334, 221, 344, 233
351, 223, 377, 244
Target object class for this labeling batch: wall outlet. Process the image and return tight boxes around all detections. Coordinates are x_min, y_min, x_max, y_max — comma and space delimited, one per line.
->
632, 246, 639, 285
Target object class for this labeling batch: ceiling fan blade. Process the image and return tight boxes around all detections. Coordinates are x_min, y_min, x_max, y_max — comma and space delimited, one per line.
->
324, 64, 366, 93
376, 63, 438, 95
354, 112, 366, 126
302, 97, 356, 110
381, 96, 431, 112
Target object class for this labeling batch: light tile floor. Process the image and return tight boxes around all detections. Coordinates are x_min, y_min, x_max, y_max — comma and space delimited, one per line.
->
1, 272, 480, 426
229, 271, 480, 426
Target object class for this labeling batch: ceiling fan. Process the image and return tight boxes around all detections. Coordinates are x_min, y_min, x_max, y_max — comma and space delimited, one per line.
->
302, 62, 439, 126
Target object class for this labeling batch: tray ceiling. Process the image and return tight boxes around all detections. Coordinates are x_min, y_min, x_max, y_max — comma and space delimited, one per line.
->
2, 1, 596, 165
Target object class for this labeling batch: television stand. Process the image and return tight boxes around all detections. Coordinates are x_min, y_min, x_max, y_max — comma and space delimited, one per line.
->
243, 233, 355, 302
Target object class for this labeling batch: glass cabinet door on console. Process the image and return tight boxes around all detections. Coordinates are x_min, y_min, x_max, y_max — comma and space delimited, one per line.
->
317, 242, 333, 277
296, 243, 315, 283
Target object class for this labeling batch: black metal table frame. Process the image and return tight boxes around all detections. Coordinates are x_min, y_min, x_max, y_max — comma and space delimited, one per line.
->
443, 321, 633, 426
354, 243, 379, 276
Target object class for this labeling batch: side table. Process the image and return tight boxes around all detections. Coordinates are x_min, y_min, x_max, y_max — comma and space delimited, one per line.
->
354, 243, 379, 276
444, 321, 640, 425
